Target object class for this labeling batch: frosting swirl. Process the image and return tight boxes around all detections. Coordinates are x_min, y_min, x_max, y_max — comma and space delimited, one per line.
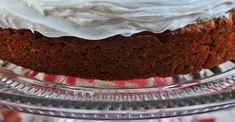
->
0, 0, 235, 40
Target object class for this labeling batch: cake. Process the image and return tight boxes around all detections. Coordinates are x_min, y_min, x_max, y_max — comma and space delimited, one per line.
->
0, 0, 235, 80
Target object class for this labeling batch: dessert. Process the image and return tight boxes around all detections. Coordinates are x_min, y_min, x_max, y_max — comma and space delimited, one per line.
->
0, 0, 235, 80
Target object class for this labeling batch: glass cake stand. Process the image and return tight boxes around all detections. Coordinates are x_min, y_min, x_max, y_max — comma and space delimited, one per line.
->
0, 59, 235, 120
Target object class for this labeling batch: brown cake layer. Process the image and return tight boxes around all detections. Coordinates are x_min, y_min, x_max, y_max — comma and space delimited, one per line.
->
0, 11, 235, 80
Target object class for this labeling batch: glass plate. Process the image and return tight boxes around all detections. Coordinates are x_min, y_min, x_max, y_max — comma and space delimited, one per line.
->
0, 59, 235, 120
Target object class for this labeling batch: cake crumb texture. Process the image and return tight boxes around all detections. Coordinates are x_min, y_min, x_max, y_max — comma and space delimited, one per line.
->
0, 11, 235, 80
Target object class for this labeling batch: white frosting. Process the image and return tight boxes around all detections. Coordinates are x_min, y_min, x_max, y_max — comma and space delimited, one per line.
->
0, 0, 235, 40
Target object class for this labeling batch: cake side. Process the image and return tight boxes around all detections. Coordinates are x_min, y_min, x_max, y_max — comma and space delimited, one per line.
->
0, 10, 234, 80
